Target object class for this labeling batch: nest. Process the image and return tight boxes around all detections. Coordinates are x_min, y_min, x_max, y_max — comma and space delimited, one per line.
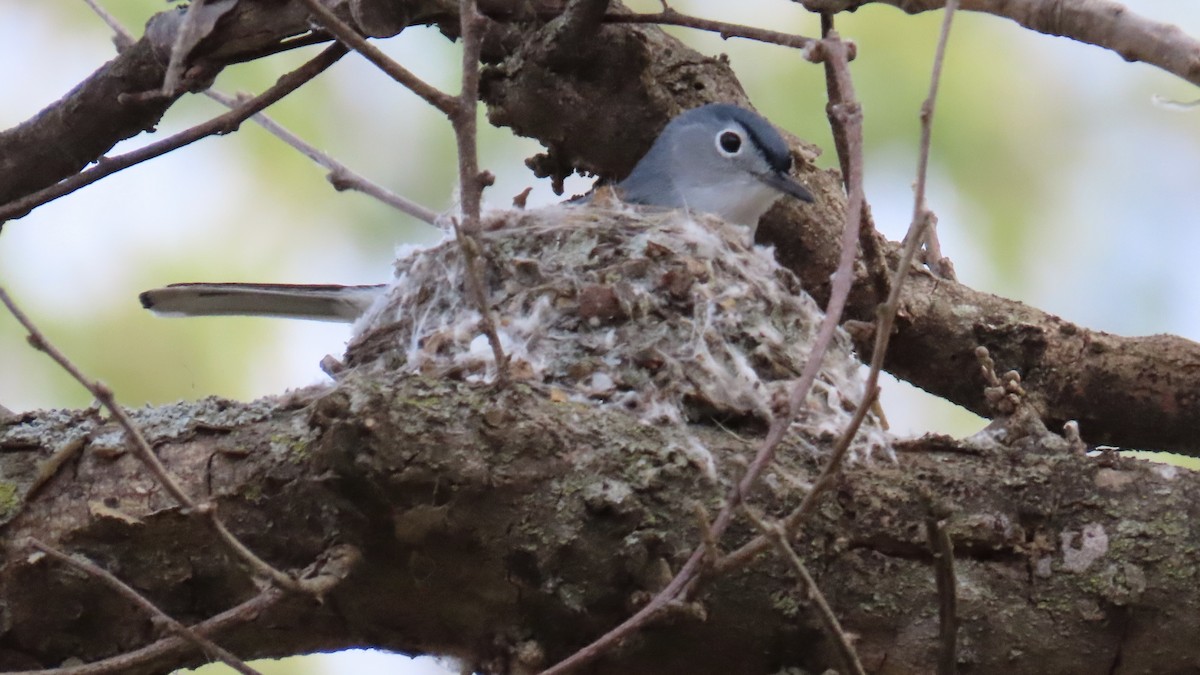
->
345, 205, 890, 461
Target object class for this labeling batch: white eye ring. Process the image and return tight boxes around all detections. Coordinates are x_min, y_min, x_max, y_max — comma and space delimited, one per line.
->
716, 128, 743, 156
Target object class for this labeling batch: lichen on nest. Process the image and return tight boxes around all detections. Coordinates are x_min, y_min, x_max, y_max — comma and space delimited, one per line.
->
345, 205, 890, 461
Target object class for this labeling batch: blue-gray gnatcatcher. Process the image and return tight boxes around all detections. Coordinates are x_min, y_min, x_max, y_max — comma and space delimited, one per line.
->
140, 103, 813, 322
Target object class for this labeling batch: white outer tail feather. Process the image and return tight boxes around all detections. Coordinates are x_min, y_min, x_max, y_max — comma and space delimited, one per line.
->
139, 283, 386, 323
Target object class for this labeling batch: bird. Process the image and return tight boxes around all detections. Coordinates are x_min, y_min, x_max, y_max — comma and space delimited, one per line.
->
140, 103, 814, 323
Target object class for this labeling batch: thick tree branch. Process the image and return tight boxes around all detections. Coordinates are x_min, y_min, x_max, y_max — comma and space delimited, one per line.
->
1, 370, 1198, 673
759, 193, 1200, 455
5, 3, 1198, 672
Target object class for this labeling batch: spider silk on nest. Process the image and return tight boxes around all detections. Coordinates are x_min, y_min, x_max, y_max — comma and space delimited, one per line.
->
346, 203, 891, 465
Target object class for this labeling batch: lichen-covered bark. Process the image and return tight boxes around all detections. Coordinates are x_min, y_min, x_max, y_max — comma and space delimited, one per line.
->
1, 374, 1198, 674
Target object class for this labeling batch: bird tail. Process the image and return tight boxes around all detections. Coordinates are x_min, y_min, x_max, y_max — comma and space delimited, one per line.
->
139, 283, 386, 323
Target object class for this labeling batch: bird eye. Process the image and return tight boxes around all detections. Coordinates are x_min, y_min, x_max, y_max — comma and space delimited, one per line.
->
717, 130, 742, 155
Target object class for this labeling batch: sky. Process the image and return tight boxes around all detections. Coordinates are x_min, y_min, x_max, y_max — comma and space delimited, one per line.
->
0, 1, 1198, 673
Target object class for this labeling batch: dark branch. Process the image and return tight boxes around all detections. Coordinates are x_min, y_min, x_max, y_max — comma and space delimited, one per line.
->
3, 373, 1199, 673
801, 0, 1200, 88
0, 44, 348, 226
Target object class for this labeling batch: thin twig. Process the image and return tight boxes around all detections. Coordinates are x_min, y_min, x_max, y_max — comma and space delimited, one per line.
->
719, 25, 875, 571
454, 2, 486, 230
907, 0, 959, 279
28, 539, 262, 675
84, 0, 329, 65
743, 509, 866, 675
294, 0, 509, 375
820, 14, 853, 193
717, 391, 880, 574
735, 33, 865, 504
926, 517, 959, 675
808, 0, 1200, 89
204, 90, 440, 225
2, 289, 189, 507
602, 9, 822, 52
79, 0, 134, 49
868, 0, 960, 385
540, 30, 871, 675
76, 0, 439, 226
0, 44, 348, 225
3, 589, 283, 675
449, 0, 509, 382
721, 5, 961, 572
295, 0, 458, 115
0, 287, 303, 593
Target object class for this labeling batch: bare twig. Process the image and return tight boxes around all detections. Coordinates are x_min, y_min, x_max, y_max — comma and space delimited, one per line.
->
295, 0, 508, 376
905, 0, 959, 279
28, 539, 262, 675
86, 0, 324, 65
3, 589, 283, 675
876, 0, 960, 358
918, 211, 955, 279
721, 4, 961, 572
716, 23, 874, 574
773, 384, 878, 549
926, 518, 959, 675
790, 7, 958, 509
454, 3, 486, 229
540, 29, 872, 675
602, 8, 822, 52
449, 0, 509, 381
295, 0, 458, 115
743, 509, 866, 675
0, 287, 303, 593
735, 32, 865, 500
204, 90, 440, 225
803, 0, 1200, 89
0, 44, 348, 225
2, 289, 190, 507
717, 390, 881, 573
79, 0, 134, 49
76, 0, 439, 226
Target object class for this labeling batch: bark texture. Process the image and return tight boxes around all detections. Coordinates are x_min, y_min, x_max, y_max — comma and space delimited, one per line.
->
1, 1, 1200, 673
1, 375, 1198, 674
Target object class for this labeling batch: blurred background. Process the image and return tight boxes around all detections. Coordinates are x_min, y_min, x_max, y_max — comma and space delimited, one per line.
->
0, 1, 1197, 673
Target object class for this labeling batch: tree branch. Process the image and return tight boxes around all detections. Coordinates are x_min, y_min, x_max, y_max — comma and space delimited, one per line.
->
2, 369, 1198, 673
0, 0, 326, 227
801, 0, 1200, 88
0, 288, 305, 592
27, 539, 262, 675
0, 590, 284, 675
295, 0, 459, 115
0, 44, 347, 227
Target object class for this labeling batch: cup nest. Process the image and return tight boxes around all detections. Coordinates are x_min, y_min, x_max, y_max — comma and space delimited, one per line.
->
346, 205, 890, 462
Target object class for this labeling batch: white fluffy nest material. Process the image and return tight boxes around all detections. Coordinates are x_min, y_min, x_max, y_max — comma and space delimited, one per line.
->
346, 205, 890, 460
